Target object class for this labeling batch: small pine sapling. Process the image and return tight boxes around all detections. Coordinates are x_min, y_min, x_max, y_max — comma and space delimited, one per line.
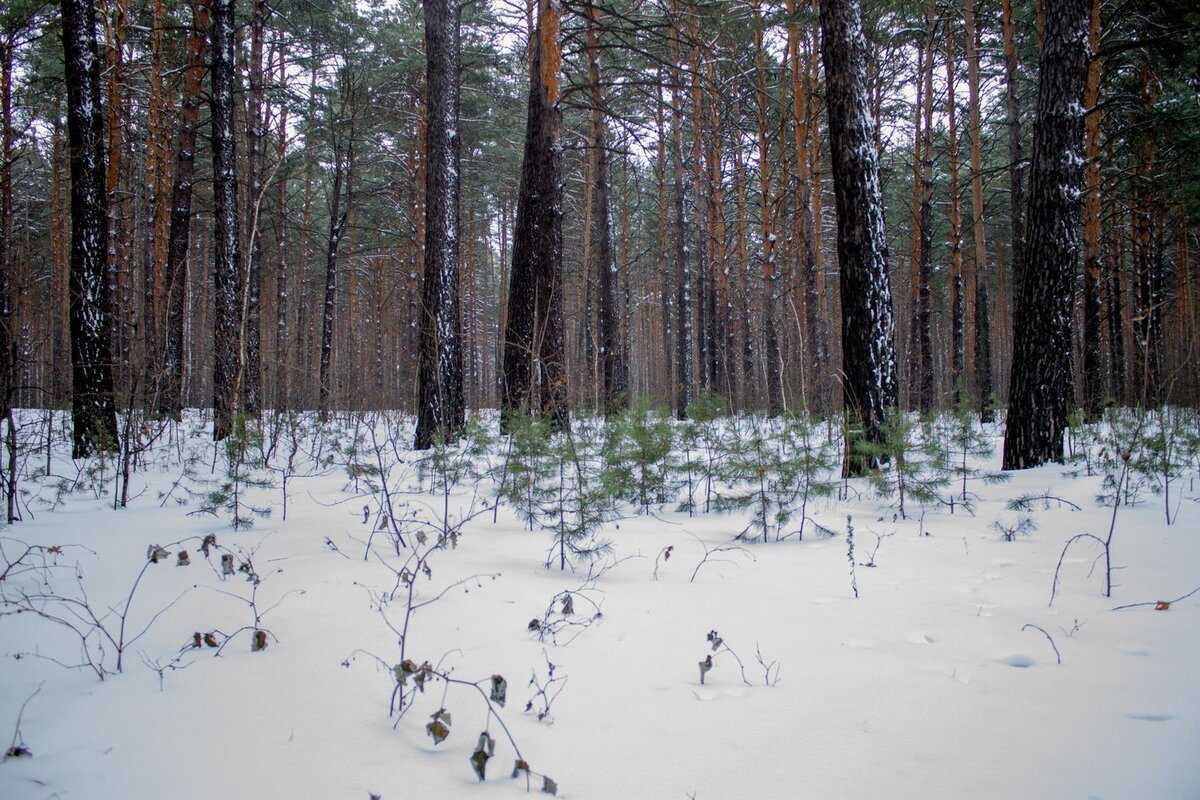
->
991, 515, 1039, 542
946, 401, 1009, 511
201, 415, 274, 530
600, 399, 678, 513
682, 392, 728, 513
712, 414, 836, 543
856, 410, 950, 520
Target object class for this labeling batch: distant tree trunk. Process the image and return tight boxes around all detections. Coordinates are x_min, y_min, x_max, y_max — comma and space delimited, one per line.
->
318, 160, 346, 422
946, 21, 965, 405
585, 1, 626, 416
789, 3, 825, 412
1, 31, 15, 415
2, 28, 17, 519
734, 143, 754, 409
965, 0, 994, 420
501, 0, 568, 431
1081, 0, 1104, 420
706, 58, 731, 404
414, 0, 465, 449
160, 0, 209, 419
1001, 0, 1027, 313
916, 0, 936, 412
210, 0, 242, 441
1002, 0, 1088, 470
273, 46, 289, 411
139, 0, 169, 409
668, 0, 692, 419
1132, 62, 1161, 407
102, 0, 130, 396
689, 10, 712, 398
1105, 188, 1126, 403
241, 0, 267, 415
907, 38, 923, 411
754, 0, 783, 417
62, 0, 119, 457
819, 0, 899, 477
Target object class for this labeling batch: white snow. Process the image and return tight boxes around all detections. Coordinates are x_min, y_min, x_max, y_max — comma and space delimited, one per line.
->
1, 411, 1197, 799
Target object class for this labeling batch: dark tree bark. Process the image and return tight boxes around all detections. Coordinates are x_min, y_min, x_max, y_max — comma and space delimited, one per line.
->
819, 0, 899, 477
210, 0, 242, 441
965, 0, 994, 420
1081, 0, 1105, 420
273, 47, 289, 411
1002, 0, 1089, 470
501, 0, 568, 431
160, 0, 209, 419
668, 0, 692, 420
1132, 63, 1162, 407
1, 31, 15, 412
242, 0, 267, 415
2, 27, 18, 521
584, 0, 626, 417
318, 161, 346, 422
61, 0, 119, 457
414, 0, 465, 449
916, 0, 935, 412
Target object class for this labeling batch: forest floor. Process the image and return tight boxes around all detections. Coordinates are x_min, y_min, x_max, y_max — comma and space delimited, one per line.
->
0, 411, 1197, 799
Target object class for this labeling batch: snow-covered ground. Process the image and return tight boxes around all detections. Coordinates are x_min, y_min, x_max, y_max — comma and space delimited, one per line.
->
1, 410, 1197, 799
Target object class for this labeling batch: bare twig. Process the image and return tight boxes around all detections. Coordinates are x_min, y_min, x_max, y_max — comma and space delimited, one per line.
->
1112, 584, 1200, 612
1021, 624, 1062, 664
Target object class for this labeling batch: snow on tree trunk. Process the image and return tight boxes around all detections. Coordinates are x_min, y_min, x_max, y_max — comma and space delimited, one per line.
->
62, 0, 119, 457
160, 0, 209, 420
210, 0, 243, 441
501, 0, 569, 432
414, 0, 466, 449
242, 0, 267, 415
1002, 0, 1089, 470
818, 0, 899, 478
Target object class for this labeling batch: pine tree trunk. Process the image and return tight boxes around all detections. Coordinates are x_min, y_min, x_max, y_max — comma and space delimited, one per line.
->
755, 0, 784, 417
318, 163, 345, 422
274, 46, 289, 411
669, 0, 692, 420
1132, 63, 1162, 407
414, 0, 465, 449
210, 0, 243, 441
965, 0, 994, 420
819, 0, 899, 477
501, 0, 568, 431
160, 0, 208, 419
916, 0, 936, 412
1081, 0, 1104, 420
1002, 0, 1089, 470
585, 1, 626, 417
946, 22, 965, 406
62, 0, 119, 456
241, 0, 266, 414
1, 33, 15, 419
706, 57, 732, 405
1001, 0, 1027, 316
789, 6, 825, 412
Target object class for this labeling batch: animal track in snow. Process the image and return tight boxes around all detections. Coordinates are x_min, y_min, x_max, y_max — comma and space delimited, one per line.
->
997, 654, 1036, 668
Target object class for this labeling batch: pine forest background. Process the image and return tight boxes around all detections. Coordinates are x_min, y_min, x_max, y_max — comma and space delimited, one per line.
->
1, 0, 1198, 422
